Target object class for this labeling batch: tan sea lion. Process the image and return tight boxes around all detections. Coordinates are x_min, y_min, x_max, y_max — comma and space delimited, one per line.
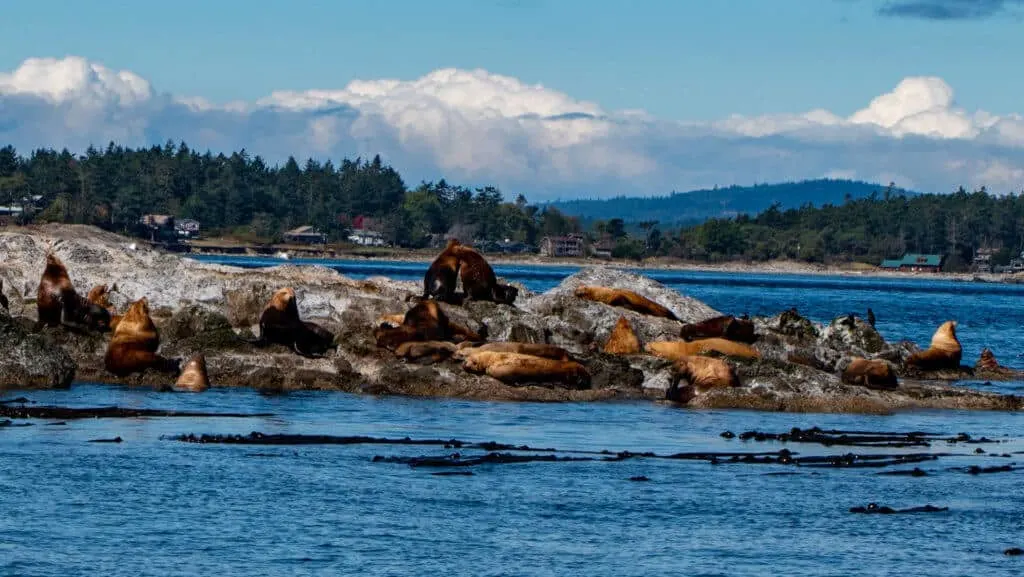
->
374, 300, 483, 351
375, 313, 407, 328
394, 340, 458, 364
462, 351, 590, 389
174, 353, 210, 392
841, 358, 898, 389
454, 341, 571, 361
667, 355, 740, 402
604, 315, 642, 355
36, 253, 111, 331
680, 314, 756, 344
905, 321, 962, 371
104, 297, 180, 377
574, 285, 678, 320
249, 287, 337, 358
644, 338, 761, 362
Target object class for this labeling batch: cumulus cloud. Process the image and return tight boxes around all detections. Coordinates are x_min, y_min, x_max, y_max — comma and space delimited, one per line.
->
875, 0, 1024, 20
1, 55, 1024, 200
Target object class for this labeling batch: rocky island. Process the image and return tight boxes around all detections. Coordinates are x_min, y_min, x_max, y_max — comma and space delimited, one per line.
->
1, 224, 1021, 414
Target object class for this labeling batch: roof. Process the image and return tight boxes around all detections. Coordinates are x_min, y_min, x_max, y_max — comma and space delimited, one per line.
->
880, 253, 944, 268
285, 225, 322, 235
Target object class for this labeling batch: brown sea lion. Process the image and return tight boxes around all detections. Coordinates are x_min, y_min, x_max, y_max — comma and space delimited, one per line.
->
462, 350, 590, 389
374, 300, 484, 350
375, 313, 407, 328
249, 287, 337, 358
604, 315, 641, 355
574, 285, 678, 321
174, 353, 210, 392
88, 283, 122, 331
644, 338, 761, 362
841, 358, 898, 389
452, 243, 518, 305
104, 297, 180, 377
454, 341, 571, 361
905, 321, 962, 371
680, 315, 757, 344
0, 278, 8, 311
974, 348, 1013, 375
36, 253, 111, 332
422, 239, 463, 304
394, 340, 458, 364
667, 355, 740, 402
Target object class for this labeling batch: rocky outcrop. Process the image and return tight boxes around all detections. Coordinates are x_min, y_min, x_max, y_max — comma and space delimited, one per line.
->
0, 310, 76, 389
0, 224, 1021, 414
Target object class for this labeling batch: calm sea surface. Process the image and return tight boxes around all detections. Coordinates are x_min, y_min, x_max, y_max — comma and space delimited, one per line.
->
3, 255, 1023, 576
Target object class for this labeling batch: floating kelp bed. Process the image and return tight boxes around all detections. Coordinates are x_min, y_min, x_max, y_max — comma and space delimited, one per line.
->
723, 427, 1002, 448
159, 430, 1024, 473
1, 404, 273, 420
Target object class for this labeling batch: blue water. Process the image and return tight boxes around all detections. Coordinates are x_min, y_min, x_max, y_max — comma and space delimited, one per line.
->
4, 256, 1024, 576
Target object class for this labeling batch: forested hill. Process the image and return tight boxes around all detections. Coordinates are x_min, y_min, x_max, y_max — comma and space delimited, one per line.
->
544, 179, 919, 225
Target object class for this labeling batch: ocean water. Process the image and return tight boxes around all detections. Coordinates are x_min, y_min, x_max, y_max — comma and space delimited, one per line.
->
3, 256, 1024, 576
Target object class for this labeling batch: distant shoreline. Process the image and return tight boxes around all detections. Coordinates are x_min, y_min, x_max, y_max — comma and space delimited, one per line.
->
184, 241, 1024, 285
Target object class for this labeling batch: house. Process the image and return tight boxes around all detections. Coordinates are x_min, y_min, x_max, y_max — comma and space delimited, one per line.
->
0, 205, 22, 227
348, 229, 387, 247
175, 218, 201, 239
590, 236, 616, 259
139, 214, 177, 242
540, 234, 584, 258
879, 253, 944, 273
284, 225, 327, 245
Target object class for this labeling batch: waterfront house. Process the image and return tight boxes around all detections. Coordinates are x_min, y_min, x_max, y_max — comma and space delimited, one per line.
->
284, 225, 327, 245
540, 234, 584, 258
879, 253, 944, 273
174, 218, 201, 239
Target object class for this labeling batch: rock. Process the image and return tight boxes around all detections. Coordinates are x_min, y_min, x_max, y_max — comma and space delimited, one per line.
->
1, 225, 1022, 413
0, 310, 77, 389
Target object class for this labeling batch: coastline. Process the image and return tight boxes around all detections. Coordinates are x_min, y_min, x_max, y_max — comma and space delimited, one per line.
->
185, 240, 1024, 285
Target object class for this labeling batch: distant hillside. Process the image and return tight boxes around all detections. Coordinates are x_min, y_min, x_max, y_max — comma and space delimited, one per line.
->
544, 179, 919, 227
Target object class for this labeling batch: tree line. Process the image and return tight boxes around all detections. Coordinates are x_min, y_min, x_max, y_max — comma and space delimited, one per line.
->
1, 142, 1019, 271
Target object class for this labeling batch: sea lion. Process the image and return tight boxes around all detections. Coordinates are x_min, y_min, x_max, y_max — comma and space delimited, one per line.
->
574, 285, 678, 321
174, 353, 210, 392
604, 315, 641, 355
0, 278, 8, 310
88, 283, 122, 330
975, 348, 1013, 375
375, 313, 407, 328
905, 321, 962, 371
461, 350, 590, 389
679, 315, 757, 344
394, 340, 458, 364
452, 244, 518, 305
36, 253, 111, 332
249, 287, 337, 358
644, 338, 761, 362
867, 308, 876, 328
454, 341, 571, 361
374, 300, 484, 350
667, 355, 740, 403
841, 358, 898, 389
104, 297, 180, 377
422, 239, 463, 304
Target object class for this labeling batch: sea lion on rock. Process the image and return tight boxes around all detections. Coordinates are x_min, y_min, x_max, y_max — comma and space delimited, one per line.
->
667, 355, 740, 403
905, 321, 962, 371
88, 283, 122, 331
374, 300, 484, 351
452, 243, 518, 305
644, 338, 761, 362
603, 316, 641, 355
174, 353, 210, 392
0, 278, 8, 310
462, 351, 590, 389
36, 253, 111, 332
679, 314, 757, 344
574, 285, 678, 320
249, 287, 337, 358
975, 348, 1013, 376
423, 239, 463, 304
841, 358, 898, 389
394, 341, 458, 364
454, 341, 571, 361
104, 297, 180, 377
375, 313, 407, 328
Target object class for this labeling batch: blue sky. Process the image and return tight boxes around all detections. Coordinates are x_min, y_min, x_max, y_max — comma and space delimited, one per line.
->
2, 0, 1021, 120
1, 0, 1023, 200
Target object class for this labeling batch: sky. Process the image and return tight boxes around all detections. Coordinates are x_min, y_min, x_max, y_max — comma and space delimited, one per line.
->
1, 0, 1023, 201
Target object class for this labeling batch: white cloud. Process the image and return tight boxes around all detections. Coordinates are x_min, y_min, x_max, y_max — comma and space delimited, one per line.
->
2, 55, 1024, 200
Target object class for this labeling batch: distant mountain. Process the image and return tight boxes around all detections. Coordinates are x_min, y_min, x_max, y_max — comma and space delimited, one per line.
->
543, 179, 920, 228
